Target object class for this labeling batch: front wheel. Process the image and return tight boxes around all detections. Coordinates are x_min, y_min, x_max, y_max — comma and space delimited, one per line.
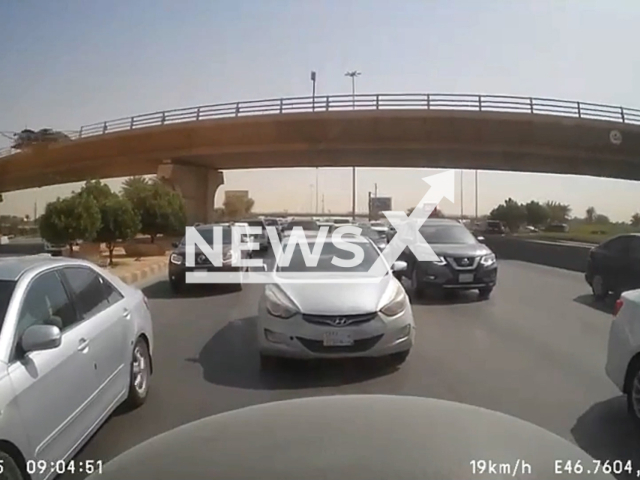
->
0, 450, 25, 480
124, 337, 151, 410
627, 362, 640, 427
411, 268, 425, 299
591, 274, 608, 300
478, 286, 494, 299
388, 350, 410, 367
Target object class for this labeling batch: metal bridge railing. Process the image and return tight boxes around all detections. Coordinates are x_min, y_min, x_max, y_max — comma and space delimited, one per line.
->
2, 93, 639, 158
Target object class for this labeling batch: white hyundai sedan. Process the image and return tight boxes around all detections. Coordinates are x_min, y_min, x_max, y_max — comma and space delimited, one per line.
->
256, 235, 414, 368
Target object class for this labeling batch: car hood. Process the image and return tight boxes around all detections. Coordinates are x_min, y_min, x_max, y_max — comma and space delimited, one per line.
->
276, 274, 396, 315
420, 243, 492, 257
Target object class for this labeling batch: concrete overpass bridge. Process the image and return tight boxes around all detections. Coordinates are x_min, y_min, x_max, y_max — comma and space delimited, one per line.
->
1, 93, 639, 224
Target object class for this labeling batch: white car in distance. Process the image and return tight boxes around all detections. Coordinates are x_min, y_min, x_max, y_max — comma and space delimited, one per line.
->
257, 235, 414, 368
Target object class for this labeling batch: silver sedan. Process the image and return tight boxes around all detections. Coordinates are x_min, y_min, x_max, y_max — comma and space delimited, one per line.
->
257, 236, 414, 367
0, 256, 153, 480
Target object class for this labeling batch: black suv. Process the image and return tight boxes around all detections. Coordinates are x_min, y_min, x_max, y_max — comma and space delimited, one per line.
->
397, 219, 498, 299
168, 224, 248, 293
585, 233, 640, 299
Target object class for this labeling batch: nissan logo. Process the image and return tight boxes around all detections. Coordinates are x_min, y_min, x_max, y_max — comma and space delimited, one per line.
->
460, 258, 470, 265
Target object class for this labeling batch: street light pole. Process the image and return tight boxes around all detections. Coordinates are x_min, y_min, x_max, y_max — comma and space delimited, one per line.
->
310, 71, 317, 111
345, 70, 361, 221
315, 167, 319, 214
475, 170, 479, 219
460, 170, 464, 219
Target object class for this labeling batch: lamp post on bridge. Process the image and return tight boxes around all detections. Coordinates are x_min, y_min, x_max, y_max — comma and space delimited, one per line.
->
345, 70, 361, 221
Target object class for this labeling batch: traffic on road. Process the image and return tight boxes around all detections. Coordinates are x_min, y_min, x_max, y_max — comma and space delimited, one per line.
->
0, 216, 639, 480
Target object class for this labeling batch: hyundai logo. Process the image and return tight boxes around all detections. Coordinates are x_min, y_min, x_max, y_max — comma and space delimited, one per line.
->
331, 317, 349, 326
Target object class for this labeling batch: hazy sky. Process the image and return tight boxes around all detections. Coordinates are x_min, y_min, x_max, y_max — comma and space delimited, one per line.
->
1, 0, 639, 220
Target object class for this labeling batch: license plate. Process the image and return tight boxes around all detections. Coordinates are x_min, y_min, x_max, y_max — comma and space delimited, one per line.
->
323, 331, 354, 347
459, 273, 474, 283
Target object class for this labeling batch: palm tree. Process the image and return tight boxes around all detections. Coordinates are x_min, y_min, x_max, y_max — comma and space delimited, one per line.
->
585, 206, 596, 223
544, 201, 571, 223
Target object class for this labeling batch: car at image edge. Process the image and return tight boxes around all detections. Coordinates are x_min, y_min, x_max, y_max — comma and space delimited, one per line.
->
0, 256, 153, 480
586, 233, 640, 300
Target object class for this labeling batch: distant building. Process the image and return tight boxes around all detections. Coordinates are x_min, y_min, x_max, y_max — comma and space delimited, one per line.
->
369, 196, 392, 219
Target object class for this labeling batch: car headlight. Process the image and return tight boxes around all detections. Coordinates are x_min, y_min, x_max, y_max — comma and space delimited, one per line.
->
480, 254, 496, 266
223, 248, 238, 263
170, 253, 183, 265
380, 283, 408, 317
428, 256, 447, 266
264, 285, 298, 319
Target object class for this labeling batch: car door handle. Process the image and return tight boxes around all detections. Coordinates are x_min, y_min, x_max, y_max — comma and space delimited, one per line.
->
123, 309, 131, 319
78, 338, 90, 352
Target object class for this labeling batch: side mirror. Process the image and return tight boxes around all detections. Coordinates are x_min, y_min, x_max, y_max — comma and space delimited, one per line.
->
172, 242, 179, 248
391, 261, 408, 272
476, 236, 485, 243
21, 324, 61, 353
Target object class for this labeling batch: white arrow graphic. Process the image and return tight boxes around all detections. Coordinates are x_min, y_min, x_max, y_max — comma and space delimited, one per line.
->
368, 170, 455, 278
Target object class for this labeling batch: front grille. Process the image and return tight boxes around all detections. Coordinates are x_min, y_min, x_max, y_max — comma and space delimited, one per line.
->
302, 312, 377, 327
451, 257, 477, 268
296, 334, 384, 354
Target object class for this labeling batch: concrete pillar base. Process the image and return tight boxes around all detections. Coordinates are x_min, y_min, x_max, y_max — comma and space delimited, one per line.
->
156, 163, 224, 225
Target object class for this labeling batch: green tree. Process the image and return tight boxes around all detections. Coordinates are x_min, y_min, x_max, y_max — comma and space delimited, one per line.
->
631, 213, 640, 228
121, 176, 151, 204
489, 198, 526, 232
95, 196, 140, 266
594, 213, 610, 225
133, 180, 186, 242
585, 206, 596, 223
39, 195, 101, 255
544, 201, 571, 223
223, 195, 255, 220
77, 179, 114, 204
524, 201, 549, 227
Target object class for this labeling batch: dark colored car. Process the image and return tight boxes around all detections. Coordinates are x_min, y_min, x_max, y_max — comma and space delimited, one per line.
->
282, 219, 320, 233
585, 234, 640, 300
241, 218, 270, 251
168, 224, 248, 293
397, 219, 497, 299
484, 220, 506, 235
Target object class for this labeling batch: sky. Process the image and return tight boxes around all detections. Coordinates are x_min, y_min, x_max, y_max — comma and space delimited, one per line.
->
1, 0, 639, 221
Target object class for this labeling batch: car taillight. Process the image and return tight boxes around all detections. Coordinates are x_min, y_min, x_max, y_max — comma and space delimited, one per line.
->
614, 299, 623, 316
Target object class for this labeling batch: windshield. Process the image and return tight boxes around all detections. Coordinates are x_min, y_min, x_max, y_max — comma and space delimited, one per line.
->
283, 220, 320, 231
277, 241, 381, 273
179, 226, 233, 246
418, 225, 477, 245
0, 280, 16, 328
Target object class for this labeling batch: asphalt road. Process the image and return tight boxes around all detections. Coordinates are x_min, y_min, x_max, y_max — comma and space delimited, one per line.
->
63, 258, 640, 479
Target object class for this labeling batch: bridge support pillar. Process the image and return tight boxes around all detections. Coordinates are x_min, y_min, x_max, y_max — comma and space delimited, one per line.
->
156, 163, 224, 225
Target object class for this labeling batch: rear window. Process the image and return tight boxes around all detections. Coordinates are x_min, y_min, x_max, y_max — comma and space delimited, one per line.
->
0, 280, 17, 328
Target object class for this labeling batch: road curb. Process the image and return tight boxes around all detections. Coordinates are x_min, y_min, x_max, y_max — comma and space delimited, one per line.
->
114, 258, 167, 285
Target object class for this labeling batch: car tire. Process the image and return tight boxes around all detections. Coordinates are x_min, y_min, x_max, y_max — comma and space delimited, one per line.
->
259, 353, 280, 370
478, 287, 493, 299
124, 337, 151, 410
411, 267, 425, 299
591, 274, 608, 300
169, 278, 184, 294
388, 350, 410, 366
0, 450, 25, 480
627, 360, 640, 427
